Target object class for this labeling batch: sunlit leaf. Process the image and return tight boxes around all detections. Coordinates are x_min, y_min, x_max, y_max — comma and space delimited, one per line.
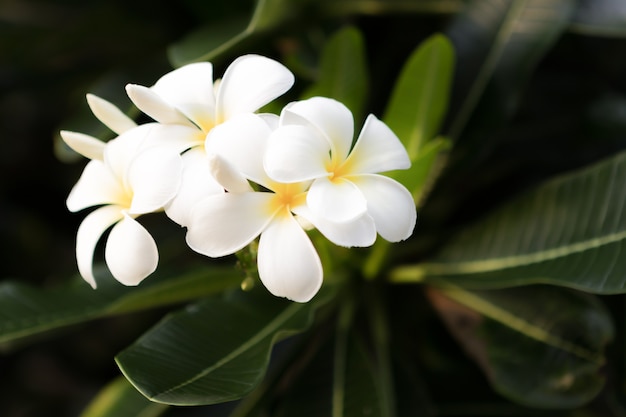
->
115, 286, 334, 405
446, 0, 577, 140
428, 285, 613, 408
0, 264, 242, 348
392, 150, 626, 294
302, 26, 369, 122
389, 136, 451, 205
384, 34, 454, 158
80, 376, 168, 417
569, 0, 626, 37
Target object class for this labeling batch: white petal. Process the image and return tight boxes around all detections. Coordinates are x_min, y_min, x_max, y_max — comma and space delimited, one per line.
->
257, 213, 322, 302
126, 84, 196, 127
105, 213, 158, 286
307, 176, 367, 223
208, 153, 253, 193
75, 205, 124, 288
140, 123, 205, 154
293, 204, 376, 248
205, 113, 272, 186
67, 160, 127, 212
150, 62, 217, 131
282, 97, 354, 161
186, 192, 276, 257
127, 145, 183, 214
347, 114, 411, 174
216, 54, 294, 121
86, 94, 137, 135
60, 130, 105, 161
264, 124, 329, 183
104, 125, 151, 181
352, 174, 417, 242
165, 149, 224, 226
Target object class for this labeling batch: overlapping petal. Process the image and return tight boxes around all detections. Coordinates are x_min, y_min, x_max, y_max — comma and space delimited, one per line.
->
127, 145, 183, 215
150, 62, 216, 130
165, 149, 224, 226
257, 213, 323, 302
186, 193, 277, 257
216, 55, 295, 122
205, 113, 273, 186
264, 124, 329, 183
67, 160, 129, 212
75, 205, 125, 288
105, 212, 158, 286
346, 114, 411, 174
207, 154, 252, 194
126, 84, 195, 127
307, 176, 367, 223
282, 97, 354, 161
351, 174, 417, 242
293, 204, 376, 248
86, 94, 137, 135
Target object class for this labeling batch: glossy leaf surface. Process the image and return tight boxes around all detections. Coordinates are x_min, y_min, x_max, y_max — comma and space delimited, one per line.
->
428, 285, 613, 408
116, 287, 332, 405
393, 150, 626, 294
0, 265, 242, 347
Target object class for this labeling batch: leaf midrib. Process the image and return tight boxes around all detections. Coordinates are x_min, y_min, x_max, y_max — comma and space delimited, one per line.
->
422, 228, 626, 275
150, 302, 304, 400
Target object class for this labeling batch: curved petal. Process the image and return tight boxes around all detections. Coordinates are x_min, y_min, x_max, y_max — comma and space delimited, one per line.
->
293, 204, 376, 248
347, 114, 411, 174
105, 213, 158, 286
216, 54, 294, 121
208, 153, 253, 194
307, 176, 367, 223
264, 124, 329, 183
60, 130, 105, 161
67, 160, 128, 212
205, 113, 272, 186
282, 97, 354, 161
186, 192, 276, 257
125, 84, 196, 128
104, 125, 152, 182
150, 62, 217, 131
141, 123, 205, 154
86, 94, 137, 135
75, 205, 124, 288
257, 213, 323, 302
127, 145, 183, 214
165, 149, 224, 226
351, 174, 417, 242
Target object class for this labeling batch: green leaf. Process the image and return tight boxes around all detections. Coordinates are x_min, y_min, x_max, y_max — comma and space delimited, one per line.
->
392, 150, 626, 294
383, 34, 454, 158
115, 286, 333, 405
427, 285, 614, 408
168, 0, 311, 67
0, 265, 243, 347
80, 376, 168, 417
446, 0, 577, 140
388, 136, 451, 205
569, 0, 626, 37
322, 0, 465, 16
302, 26, 369, 122
269, 301, 386, 417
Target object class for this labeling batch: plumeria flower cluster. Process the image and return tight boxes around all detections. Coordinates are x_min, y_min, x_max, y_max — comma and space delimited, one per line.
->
63, 54, 417, 302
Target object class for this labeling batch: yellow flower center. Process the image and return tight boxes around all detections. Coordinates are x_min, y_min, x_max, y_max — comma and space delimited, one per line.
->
267, 183, 307, 218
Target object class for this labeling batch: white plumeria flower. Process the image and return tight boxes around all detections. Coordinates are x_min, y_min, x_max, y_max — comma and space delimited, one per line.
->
125, 55, 294, 226
62, 96, 183, 287
264, 97, 417, 243
185, 114, 323, 303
